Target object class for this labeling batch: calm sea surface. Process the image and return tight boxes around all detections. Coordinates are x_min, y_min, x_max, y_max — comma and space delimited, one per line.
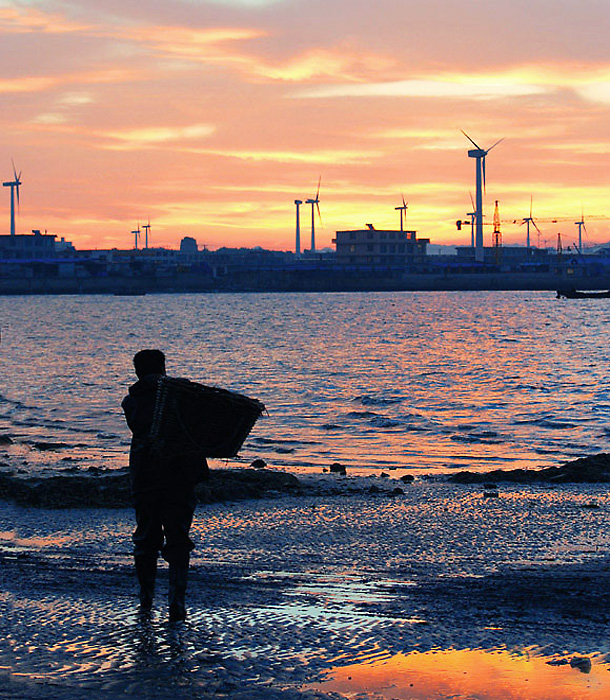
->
0, 290, 609, 477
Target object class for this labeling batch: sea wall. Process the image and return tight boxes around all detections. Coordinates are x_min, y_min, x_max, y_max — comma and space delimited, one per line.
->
0, 270, 609, 294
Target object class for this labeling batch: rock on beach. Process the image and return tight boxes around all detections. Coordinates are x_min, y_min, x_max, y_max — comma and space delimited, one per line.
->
448, 453, 610, 484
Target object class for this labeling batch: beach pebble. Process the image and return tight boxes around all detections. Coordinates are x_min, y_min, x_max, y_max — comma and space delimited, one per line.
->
380, 472, 390, 478
581, 501, 600, 509
400, 474, 415, 483
250, 459, 267, 469
330, 463, 347, 475
570, 656, 592, 673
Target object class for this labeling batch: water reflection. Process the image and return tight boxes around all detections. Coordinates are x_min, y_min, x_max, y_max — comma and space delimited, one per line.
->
2, 291, 610, 477
317, 647, 610, 699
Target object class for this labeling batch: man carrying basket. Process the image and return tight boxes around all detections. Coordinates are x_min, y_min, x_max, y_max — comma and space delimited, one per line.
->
122, 349, 209, 622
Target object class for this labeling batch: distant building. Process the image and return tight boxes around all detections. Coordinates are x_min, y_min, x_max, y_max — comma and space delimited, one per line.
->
455, 246, 550, 265
333, 228, 429, 266
0, 230, 57, 260
54, 236, 76, 254
179, 236, 198, 255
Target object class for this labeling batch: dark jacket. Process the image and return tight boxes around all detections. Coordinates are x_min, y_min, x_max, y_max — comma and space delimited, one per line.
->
122, 373, 209, 493
122, 374, 161, 439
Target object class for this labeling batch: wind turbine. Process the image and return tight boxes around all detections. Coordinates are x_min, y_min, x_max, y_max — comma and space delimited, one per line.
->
294, 199, 302, 257
394, 194, 408, 231
142, 219, 151, 249
520, 196, 541, 250
462, 131, 504, 263
305, 177, 322, 253
3, 161, 21, 236
131, 224, 141, 250
575, 211, 587, 252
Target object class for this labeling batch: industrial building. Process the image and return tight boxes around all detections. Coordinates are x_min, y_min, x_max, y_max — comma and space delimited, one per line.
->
333, 227, 429, 266
0, 231, 60, 259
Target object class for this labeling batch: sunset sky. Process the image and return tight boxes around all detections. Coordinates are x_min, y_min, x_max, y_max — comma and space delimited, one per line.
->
1, 0, 610, 251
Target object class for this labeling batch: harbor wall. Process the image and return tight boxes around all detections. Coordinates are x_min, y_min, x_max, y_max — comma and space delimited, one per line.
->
0, 269, 609, 294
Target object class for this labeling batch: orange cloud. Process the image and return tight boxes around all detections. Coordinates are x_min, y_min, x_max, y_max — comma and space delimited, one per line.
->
125, 24, 396, 83
0, 75, 61, 93
187, 148, 382, 164
294, 63, 610, 102
0, 68, 140, 96
250, 47, 395, 82
125, 25, 266, 62
100, 124, 216, 150
0, 7, 91, 34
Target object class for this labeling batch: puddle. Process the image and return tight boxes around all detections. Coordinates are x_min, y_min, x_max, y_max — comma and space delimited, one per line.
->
313, 647, 610, 699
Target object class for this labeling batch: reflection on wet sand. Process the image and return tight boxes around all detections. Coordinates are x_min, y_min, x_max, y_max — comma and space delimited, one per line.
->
318, 647, 610, 700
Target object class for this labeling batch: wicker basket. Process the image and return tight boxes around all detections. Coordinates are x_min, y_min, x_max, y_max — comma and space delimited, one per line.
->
150, 377, 265, 458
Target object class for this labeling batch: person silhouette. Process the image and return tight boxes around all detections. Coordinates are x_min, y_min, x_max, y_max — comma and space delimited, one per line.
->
122, 349, 209, 621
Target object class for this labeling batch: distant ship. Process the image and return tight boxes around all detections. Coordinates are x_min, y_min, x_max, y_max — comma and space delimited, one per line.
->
556, 289, 610, 299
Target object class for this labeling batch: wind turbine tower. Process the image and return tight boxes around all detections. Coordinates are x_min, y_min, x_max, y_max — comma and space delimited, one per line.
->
467, 192, 476, 248
294, 200, 302, 256
142, 220, 151, 249
575, 215, 586, 252
467, 210, 476, 248
305, 177, 321, 253
462, 131, 503, 263
3, 163, 21, 236
394, 195, 408, 231
132, 224, 141, 250
521, 197, 541, 250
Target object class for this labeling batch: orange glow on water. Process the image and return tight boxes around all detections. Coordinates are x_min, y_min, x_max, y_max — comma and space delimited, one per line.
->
319, 649, 610, 700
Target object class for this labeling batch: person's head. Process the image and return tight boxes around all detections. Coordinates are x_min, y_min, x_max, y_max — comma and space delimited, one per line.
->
133, 349, 166, 379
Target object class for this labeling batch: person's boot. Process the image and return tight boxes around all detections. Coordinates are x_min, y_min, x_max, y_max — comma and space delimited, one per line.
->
168, 562, 188, 622
135, 555, 157, 611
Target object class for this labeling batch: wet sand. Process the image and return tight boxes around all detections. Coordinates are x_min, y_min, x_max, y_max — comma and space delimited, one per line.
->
2, 476, 610, 699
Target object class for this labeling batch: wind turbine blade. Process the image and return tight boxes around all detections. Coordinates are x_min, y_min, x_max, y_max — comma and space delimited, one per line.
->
316, 201, 323, 227
533, 221, 541, 234
482, 156, 486, 193
487, 137, 504, 152
15, 183, 20, 209
315, 175, 321, 201
402, 193, 407, 208
469, 191, 475, 209
529, 195, 533, 219
461, 130, 481, 149
11, 159, 17, 180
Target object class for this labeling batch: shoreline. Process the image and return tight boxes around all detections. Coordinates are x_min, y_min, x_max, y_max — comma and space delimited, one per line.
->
1, 482, 610, 699
0, 452, 608, 509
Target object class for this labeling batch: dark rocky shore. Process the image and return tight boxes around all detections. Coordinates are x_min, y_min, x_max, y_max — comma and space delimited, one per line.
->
0, 468, 301, 509
1, 453, 609, 508
448, 452, 610, 484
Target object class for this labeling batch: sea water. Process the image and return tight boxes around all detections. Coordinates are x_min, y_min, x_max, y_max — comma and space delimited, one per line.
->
1, 290, 609, 477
